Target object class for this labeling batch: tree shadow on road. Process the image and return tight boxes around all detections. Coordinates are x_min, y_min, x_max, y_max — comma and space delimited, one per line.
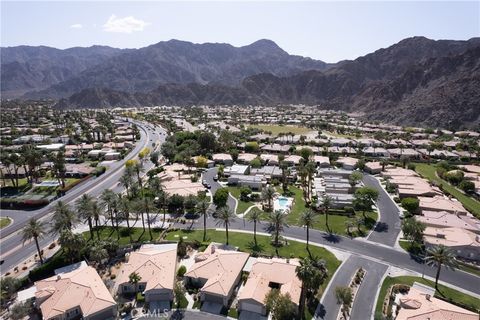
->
322, 232, 341, 243
373, 221, 389, 233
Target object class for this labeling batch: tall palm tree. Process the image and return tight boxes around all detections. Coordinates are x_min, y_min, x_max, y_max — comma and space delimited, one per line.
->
305, 162, 316, 200
90, 200, 103, 240
268, 210, 288, 248
156, 190, 169, 226
120, 169, 134, 198
22, 218, 46, 264
247, 207, 262, 246
196, 200, 210, 242
129, 272, 142, 293
101, 189, 119, 239
117, 195, 133, 243
51, 201, 79, 235
135, 196, 156, 240
320, 195, 333, 233
425, 245, 458, 289
299, 209, 318, 250
262, 186, 276, 212
295, 258, 316, 319
76, 194, 94, 240
215, 206, 235, 245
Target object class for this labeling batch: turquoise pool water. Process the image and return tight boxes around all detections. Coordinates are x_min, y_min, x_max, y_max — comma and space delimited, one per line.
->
277, 197, 289, 208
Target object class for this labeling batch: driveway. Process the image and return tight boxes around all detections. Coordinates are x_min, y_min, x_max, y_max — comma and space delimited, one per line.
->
362, 174, 401, 247
202, 167, 237, 214
316, 256, 388, 320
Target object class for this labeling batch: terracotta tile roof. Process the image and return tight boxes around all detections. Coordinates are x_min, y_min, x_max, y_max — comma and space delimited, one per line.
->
238, 258, 302, 306
35, 264, 115, 319
185, 244, 249, 297
116, 244, 177, 292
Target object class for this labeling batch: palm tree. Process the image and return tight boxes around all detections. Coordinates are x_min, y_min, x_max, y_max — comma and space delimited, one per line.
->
196, 200, 210, 242
262, 186, 276, 212
247, 207, 262, 246
299, 209, 317, 250
51, 201, 79, 235
120, 169, 134, 198
117, 195, 133, 243
345, 220, 354, 237
425, 245, 458, 289
320, 195, 333, 233
295, 258, 316, 319
156, 190, 169, 226
135, 196, 156, 240
76, 194, 94, 240
215, 206, 235, 245
129, 272, 142, 294
268, 210, 288, 248
22, 218, 46, 264
305, 162, 316, 200
90, 200, 103, 240
101, 189, 119, 239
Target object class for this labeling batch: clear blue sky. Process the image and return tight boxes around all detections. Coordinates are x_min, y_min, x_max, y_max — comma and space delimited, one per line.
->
1, 1, 479, 63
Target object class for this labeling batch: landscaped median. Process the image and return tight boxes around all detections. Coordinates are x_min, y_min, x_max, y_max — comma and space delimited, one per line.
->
374, 276, 480, 319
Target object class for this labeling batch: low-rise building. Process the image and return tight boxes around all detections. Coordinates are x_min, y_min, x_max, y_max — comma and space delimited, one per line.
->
224, 164, 250, 176
415, 211, 480, 234
250, 166, 283, 181
395, 286, 478, 320
418, 196, 468, 215
313, 155, 330, 167
237, 153, 258, 164
337, 157, 358, 170
212, 153, 233, 166
423, 227, 480, 261
238, 258, 302, 316
185, 243, 250, 307
35, 262, 116, 320
364, 161, 382, 174
116, 244, 177, 305
228, 175, 266, 190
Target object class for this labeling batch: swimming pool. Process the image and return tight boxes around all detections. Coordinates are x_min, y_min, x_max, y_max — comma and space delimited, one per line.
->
273, 196, 293, 213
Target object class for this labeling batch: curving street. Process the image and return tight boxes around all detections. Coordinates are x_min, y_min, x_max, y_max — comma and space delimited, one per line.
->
0, 120, 167, 274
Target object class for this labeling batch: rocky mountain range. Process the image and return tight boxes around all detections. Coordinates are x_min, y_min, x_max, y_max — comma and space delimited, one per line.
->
2, 37, 480, 129
2, 39, 328, 99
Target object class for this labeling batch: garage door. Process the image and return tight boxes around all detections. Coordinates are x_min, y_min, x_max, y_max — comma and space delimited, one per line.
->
239, 301, 264, 315
204, 293, 224, 304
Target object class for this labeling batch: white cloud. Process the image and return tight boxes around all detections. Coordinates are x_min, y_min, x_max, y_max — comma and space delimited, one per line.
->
70, 24, 83, 29
103, 14, 149, 34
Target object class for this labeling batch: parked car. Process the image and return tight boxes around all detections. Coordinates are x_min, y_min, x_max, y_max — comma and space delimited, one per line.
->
213, 175, 218, 181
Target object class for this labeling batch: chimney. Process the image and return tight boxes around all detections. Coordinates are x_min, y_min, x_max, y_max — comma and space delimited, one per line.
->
425, 294, 431, 301
211, 245, 216, 254
56, 275, 61, 281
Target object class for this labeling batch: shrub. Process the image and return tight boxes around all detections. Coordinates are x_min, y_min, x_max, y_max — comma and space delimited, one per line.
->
459, 180, 475, 194
94, 166, 106, 177
177, 265, 187, 277
136, 292, 145, 303
401, 197, 419, 214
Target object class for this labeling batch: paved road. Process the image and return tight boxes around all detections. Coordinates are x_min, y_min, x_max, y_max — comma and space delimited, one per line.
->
0, 120, 167, 274
202, 167, 236, 213
179, 216, 480, 297
362, 174, 401, 247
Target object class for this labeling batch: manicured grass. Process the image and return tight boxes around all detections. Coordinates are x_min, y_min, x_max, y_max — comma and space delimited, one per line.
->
279, 185, 377, 237
83, 226, 164, 245
248, 124, 313, 136
165, 229, 341, 297
227, 186, 257, 214
415, 163, 480, 217
228, 308, 239, 318
374, 276, 480, 316
0, 217, 11, 229
2, 177, 28, 187
457, 261, 480, 277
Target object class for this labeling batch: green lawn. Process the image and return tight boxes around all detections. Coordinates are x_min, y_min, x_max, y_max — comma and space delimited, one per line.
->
2, 177, 29, 187
165, 229, 341, 297
83, 226, 164, 245
248, 124, 313, 136
0, 217, 11, 229
415, 163, 480, 217
279, 186, 378, 237
227, 186, 257, 214
374, 276, 480, 317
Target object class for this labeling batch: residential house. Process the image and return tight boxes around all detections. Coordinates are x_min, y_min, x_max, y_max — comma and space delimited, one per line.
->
418, 196, 468, 215
423, 227, 480, 261
237, 153, 258, 164
337, 157, 358, 170
185, 243, 250, 307
212, 153, 234, 166
34, 262, 116, 320
116, 244, 177, 305
238, 258, 302, 316
395, 286, 478, 320
364, 161, 382, 174
415, 211, 480, 235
